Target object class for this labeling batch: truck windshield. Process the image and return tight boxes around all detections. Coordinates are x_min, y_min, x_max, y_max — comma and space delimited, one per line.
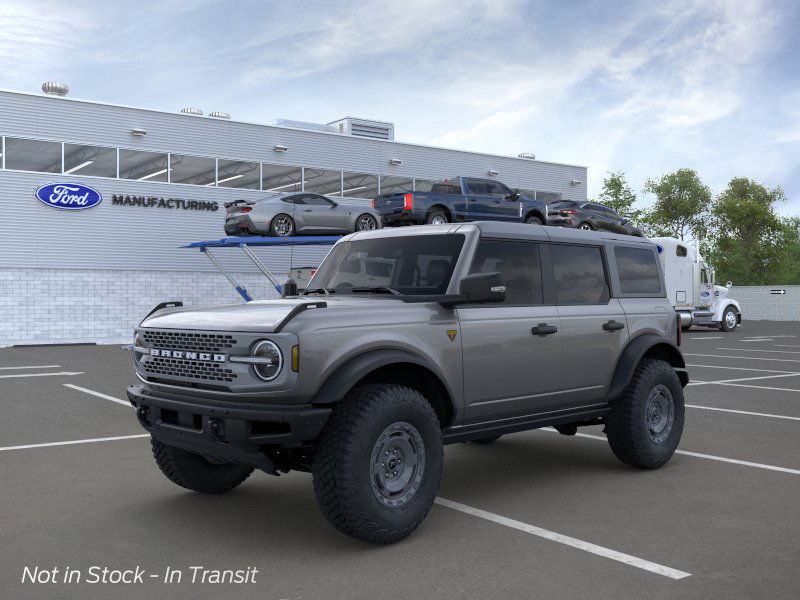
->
306, 234, 465, 296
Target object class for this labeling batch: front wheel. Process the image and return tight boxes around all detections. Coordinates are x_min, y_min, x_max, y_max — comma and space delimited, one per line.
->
578, 222, 593, 231
605, 358, 684, 469
312, 384, 443, 544
355, 213, 378, 231
719, 307, 738, 332
151, 438, 253, 494
269, 214, 295, 237
525, 214, 543, 225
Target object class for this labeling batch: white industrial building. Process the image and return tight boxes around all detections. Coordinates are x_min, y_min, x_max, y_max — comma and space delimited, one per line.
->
0, 84, 588, 346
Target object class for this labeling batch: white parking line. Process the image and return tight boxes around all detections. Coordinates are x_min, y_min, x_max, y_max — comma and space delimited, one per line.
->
687, 372, 800, 387
776, 345, 800, 349
689, 336, 723, 340
0, 371, 84, 379
684, 354, 800, 364
716, 348, 800, 355
686, 363, 798, 374
713, 382, 800, 394
435, 497, 691, 579
63, 384, 131, 407
0, 365, 61, 370
740, 339, 773, 342
686, 404, 800, 421
541, 429, 800, 476
0, 434, 149, 453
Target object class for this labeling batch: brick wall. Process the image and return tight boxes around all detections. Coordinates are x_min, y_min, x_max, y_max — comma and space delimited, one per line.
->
0, 268, 281, 347
729, 286, 800, 322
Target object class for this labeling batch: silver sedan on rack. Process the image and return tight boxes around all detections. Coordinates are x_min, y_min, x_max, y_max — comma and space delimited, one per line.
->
224, 192, 382, 237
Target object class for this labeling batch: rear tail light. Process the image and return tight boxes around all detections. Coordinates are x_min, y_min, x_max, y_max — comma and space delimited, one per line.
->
241, 207, 252, 213
560, 209, 578, 215
403, 193, 413, 211
371, 199, 376, 209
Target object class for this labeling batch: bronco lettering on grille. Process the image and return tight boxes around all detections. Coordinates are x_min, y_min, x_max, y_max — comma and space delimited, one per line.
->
150, 349, 227, 362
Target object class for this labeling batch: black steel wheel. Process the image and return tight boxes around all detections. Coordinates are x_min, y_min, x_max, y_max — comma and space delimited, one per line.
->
312, 383, 443, 544
605, 358, 684, 469
269, 214, 295, 237
355, 213, 378, 231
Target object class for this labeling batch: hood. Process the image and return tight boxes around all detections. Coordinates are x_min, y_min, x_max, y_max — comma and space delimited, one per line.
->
140, 296, 380, 333
714, 285, 730, 298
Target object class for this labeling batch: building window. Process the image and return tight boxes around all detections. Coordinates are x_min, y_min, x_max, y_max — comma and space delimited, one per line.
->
63, 144, 117, 178
4, 137, 61, 173
379, 175, 413, 195
342, 171, 379, 199
263, 164, 302, 193
304, 168, 342, 196
414, 178, 436, 192
119, 149, 169, 182
217, 159, 260, 189
170, 154, 216, 186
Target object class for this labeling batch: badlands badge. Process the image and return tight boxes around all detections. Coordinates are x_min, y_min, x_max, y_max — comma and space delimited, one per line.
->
446, 329, 458, 342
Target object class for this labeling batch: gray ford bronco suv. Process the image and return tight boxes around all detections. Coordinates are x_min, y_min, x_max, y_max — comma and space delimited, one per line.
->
127, 222, 688, 544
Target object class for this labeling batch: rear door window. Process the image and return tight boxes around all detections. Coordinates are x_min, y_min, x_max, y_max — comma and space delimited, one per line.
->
614, 247, 662, 294
470, 240, 543, 305
551, 244, 609, 304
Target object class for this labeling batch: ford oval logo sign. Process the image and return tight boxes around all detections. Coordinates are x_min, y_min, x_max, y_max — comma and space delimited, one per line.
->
35, 183, 102, 210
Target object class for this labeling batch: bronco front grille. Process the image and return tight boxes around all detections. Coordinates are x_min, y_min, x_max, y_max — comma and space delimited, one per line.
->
143, 356, 238, 383
142, 330, 236, 353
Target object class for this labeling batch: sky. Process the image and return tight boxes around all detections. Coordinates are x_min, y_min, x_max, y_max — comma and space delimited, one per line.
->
2, 0, 799, 214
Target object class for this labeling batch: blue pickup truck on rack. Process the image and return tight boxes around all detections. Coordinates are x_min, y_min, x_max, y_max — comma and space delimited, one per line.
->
372, 176, 548, 226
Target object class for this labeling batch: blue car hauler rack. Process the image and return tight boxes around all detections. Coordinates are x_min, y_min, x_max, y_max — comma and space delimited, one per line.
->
182, 236, 341, 301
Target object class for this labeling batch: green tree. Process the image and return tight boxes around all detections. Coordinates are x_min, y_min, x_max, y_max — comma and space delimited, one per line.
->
598, 171, 643, 223
706, 177, 788, 285
642, 168, 711, 241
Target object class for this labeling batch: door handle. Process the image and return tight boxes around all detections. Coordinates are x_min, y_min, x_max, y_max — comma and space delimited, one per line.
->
531, 323, 558, 336
303, 209, 313, 212
602, 320, 625, 331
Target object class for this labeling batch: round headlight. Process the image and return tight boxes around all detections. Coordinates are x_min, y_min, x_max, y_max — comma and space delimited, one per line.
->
133, 333, 146, 365
252, 340, 283, 381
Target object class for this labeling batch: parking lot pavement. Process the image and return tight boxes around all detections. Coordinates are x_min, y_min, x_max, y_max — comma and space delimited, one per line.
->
1, 321, 799, 599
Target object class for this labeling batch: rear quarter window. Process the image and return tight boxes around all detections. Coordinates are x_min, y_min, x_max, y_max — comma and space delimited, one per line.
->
615, 246, 662, 294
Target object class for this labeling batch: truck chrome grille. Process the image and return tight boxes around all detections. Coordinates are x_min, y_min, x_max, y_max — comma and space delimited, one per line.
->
142, 330, 236, 353
143, 356, 238, 383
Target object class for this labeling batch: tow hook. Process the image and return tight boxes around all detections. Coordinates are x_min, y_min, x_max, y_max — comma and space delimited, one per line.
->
209, 418, 226, 441
136, 406, 150, 426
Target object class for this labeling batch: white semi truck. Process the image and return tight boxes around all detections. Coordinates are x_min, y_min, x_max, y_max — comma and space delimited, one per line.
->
651, 237, 742, 332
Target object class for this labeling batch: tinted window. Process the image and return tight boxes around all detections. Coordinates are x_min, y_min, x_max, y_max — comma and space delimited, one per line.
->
431, 181, 462, 194
308, 235, 465, 296
170, 154, 216, 186
281, 195, 303, 204
465, 179, 489, 195
484, 181, 512, 197
615, 247, 662, 294
5, 138, 61, 173
676, 245, 688, 257
263, 164, 302, 193
119, 149, 168, 182
304, 195, 334, 206
470, 240, 542, 305
342, 172, 379, 198
550, 200, 577, 210
304, 168, 341, 196
551, 245, 608, 304
217, 159, 260, 189
64, 144, 116, 177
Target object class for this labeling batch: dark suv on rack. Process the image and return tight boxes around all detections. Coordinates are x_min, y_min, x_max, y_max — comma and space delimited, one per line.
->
547, 200, 644, 236
127, 222, 687, 544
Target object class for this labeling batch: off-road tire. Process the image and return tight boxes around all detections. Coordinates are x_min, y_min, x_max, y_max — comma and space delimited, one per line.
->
605, 358, 684, 469
269, 213, 295, 237
151, 438, 253, 494
471, 435, 502, 444
312, 383, 443, 544
525, 214, 543, 225
426, 209, 449, 225
719, 306, 738, 332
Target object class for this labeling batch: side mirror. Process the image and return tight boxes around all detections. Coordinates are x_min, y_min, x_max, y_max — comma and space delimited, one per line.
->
726, 281, 732, 289
329, 201, 338, 208
459, 272, 506, 304
281, 279, 298, 297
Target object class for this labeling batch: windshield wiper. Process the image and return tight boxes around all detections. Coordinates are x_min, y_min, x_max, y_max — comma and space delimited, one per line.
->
303, 287, 333, 295
350, 286, 401, 295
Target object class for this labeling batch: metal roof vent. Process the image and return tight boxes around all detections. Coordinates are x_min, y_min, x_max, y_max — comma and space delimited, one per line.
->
42, 82, 69, 96
209, 111, 230, 119
518, 152, 536, 160
180, 107, 203, 116
328, 117, 395, 141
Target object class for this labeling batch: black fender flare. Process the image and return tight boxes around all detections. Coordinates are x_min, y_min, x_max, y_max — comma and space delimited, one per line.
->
607, 334, 687, 402
311, 348, 456, 408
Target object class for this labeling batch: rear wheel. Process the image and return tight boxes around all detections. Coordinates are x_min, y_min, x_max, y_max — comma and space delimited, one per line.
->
269, 214, 295, 237
426, 209, 449, 225
605, 358, 684, 469
355, 213, 378, 231
151, 438, 253, 494
525, 214, 543, 225
312, 383, 443, 544
719, 307, 738, 332
578, 222, 593, 231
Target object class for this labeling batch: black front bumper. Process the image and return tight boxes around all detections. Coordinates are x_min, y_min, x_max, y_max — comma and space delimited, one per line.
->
127, 384, 331, 472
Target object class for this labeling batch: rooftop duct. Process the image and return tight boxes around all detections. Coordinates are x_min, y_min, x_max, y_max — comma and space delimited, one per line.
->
180, 107, 203, 116
209, 111, 231, 119
329, 117, 394, 141
42, 82, 69, 97
518, 152, 536, 160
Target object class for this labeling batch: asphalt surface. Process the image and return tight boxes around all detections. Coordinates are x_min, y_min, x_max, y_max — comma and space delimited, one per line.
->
1, 321, 799, 599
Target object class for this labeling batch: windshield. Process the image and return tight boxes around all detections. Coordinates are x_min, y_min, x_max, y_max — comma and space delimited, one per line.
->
306, 234, 465, 295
